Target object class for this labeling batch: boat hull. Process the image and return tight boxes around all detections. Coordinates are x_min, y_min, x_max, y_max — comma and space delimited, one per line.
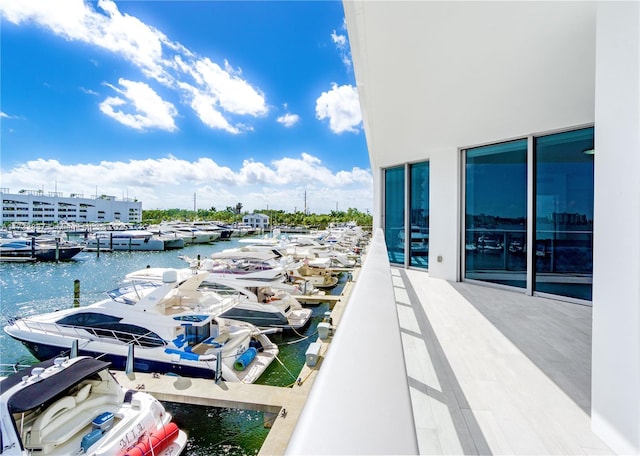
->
35, 245, 85, 260
0, 246, 83, 261
85, 239, 165, 251
220, 307, 289, 328
13, 338, 223, 380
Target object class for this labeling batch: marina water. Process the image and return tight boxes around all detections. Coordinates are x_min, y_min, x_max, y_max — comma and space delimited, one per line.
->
0, 237, 343, 455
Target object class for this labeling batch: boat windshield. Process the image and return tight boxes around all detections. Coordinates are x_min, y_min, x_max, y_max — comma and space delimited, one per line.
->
106, 282, 160, 305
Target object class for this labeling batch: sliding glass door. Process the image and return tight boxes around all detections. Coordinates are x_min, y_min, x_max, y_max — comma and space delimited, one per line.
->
463, 126, 594, 302
384, 166, 405, 264
534, 127, 594, 301
464, 139, 528, 289
384, 162, 430, 269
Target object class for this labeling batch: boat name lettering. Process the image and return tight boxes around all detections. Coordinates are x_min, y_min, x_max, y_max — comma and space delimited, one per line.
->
120, 423, 144, 449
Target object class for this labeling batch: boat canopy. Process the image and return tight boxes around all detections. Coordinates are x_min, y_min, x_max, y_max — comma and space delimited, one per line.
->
2, 357, 110, 413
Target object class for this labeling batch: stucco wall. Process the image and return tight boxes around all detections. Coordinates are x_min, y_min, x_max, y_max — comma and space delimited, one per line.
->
591, 2, 640, 454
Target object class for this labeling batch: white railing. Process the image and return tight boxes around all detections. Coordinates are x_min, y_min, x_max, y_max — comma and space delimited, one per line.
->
286, 229, 418, 455
7, 319, 164, 347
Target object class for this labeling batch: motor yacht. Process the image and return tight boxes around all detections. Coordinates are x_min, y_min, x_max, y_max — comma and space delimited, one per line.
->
84, 230, 165, 251
0, 355, 187, 455
125, 267, 313, 331
0, 236, 84, 261
4, 271, 279, 383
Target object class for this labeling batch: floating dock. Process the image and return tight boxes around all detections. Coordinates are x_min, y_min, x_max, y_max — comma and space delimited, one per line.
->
0, 256, 37, 262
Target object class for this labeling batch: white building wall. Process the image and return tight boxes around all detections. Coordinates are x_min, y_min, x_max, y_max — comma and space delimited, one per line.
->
591, 2, 640, 454
346, 1, 640, 453
0, 191, 142, 224
345, 1, 596, 281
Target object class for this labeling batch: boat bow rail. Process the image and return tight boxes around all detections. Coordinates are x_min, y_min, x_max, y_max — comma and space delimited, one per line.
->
6, 318, 166, 348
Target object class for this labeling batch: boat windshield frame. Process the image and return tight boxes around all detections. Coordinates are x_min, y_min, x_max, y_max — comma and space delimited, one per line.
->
106, 282, 161, 305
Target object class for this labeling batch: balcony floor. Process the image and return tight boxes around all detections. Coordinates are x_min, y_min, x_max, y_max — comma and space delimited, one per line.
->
393, 267, 613, 455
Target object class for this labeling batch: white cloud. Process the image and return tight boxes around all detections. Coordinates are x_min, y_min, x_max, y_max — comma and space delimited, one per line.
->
100, 79, 177, 131
331, 19, 352, 69
79, 87, 99, 96
277, 113, 300, 128
316, 83, 362, 134
0, 0, 268, 132
0, 154, 372, 213
175, 56, 268, 133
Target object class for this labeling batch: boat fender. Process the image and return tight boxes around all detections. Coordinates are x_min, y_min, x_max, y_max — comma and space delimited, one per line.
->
124, 422, 180, 456
234, 347, 258, 371
249, 338, 264, 352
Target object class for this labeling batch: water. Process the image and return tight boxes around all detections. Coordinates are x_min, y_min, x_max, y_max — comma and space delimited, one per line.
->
0, 237, 344, 454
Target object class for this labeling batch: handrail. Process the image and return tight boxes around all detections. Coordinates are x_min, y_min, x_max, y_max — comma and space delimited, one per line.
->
286, 228, 418, 455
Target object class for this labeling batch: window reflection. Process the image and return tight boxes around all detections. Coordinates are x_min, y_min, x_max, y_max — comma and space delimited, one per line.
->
409, 162, 429, 268
465, 139, 528, 288
384, 166, 405, 264
535, 127, 594, 300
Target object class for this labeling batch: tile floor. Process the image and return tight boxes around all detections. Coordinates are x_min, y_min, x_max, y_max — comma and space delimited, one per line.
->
393, 267, 613, 455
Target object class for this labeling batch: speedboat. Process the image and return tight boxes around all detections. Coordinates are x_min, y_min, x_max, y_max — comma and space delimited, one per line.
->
4, 271, 279, 383
125, 267, 313, 331
0, 355, 187, 455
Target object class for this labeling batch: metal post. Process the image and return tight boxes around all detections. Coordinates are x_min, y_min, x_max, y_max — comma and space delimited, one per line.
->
70, 339, 78, 358
126, 344, 135, 375
73, 279, 80, 307
215, 348, 222, 383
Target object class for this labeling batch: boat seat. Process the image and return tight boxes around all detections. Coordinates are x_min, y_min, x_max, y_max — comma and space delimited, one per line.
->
29, 395, 75, 441
75, 383, 92, 403
214, 332, 230, 344
27, 394, 118, 450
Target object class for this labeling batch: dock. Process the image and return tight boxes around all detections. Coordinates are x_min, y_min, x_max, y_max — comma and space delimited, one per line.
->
0, 257, 37, 262
112, 262, 361, 455
291, 293, 341, 308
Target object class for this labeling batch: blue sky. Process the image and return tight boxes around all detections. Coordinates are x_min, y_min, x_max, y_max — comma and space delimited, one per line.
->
0, 0, 371, 214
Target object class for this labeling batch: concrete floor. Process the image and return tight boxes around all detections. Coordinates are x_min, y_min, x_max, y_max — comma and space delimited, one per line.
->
393, 267, 613, 455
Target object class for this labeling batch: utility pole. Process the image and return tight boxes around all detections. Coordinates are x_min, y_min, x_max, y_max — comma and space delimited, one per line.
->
193, 193, 196, 213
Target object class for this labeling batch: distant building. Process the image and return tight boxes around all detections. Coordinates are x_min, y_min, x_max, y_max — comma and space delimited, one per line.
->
0, 189, 142, 224
242, 213, 269, 230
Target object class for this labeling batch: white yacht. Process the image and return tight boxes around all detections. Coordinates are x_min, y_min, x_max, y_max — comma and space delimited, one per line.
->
4, 271, 279, 383
84, 230, 165, 251
126, 267, 313, 331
